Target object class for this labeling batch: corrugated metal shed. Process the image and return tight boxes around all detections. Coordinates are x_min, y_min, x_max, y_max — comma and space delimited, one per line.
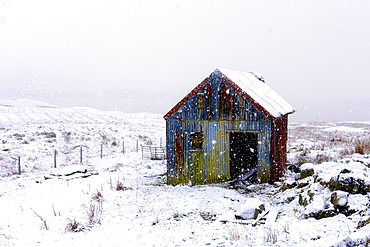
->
164, 68, 295, 185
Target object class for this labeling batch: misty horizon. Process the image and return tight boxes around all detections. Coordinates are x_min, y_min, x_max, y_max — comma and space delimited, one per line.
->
1, 1, 370, 122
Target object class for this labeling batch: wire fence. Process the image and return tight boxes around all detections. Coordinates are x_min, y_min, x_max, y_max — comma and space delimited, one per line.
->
0, 137, 166, 177
0, 108, 166, 177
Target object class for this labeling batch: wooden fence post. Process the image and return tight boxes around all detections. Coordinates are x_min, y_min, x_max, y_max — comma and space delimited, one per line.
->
54, 149, 57, 168
136, 139, 138, 152
80, 146, 83, 164
101, 144, 103, 159
18, 156, 21, 175
122, 140, 125, 154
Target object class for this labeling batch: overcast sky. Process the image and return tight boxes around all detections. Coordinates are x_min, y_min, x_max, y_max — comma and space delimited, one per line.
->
1, 0, 370, 122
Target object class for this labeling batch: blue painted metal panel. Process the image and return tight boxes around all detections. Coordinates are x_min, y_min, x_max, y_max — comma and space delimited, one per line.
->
166, 71, 274, 185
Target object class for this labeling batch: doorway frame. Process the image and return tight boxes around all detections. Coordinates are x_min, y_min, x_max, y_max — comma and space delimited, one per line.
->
228, 131, 259, 181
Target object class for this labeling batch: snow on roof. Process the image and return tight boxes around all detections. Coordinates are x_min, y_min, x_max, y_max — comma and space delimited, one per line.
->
216, 68, 295, 118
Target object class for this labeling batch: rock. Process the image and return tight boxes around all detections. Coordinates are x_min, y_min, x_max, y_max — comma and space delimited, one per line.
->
235, 198, 265, 220
297, 182, 309, 189
217, 209, 236, 222
300, 163, 314, 170
280, 180, 297, 192
307, 183, 325, 202
284, 196, 295, 204
329, 236, 354, 247
357, 216, 370, 229
364, 181, 370, 193
306, 194, 326, 213
305, 209, 336, 220
300, 163, 315, 179
330, 191, 349, 213
329, 175, 366, 194
338, 176, 364, 194
340, 168, 351, 174
310, 182, 324, 195
304, 194, 336, 219
287, 164, 300, 173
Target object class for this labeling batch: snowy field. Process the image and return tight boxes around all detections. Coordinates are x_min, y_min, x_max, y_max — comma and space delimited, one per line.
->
1, 99, 370, 247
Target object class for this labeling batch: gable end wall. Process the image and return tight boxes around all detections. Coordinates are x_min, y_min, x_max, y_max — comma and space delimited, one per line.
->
166, 72, 287, 185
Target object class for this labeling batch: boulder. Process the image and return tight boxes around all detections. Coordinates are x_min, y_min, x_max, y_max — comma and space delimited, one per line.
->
280, 180, 297, 192
300, 163, 315, 179
338, 176, 364, 194
329, 175, 366, 194
287, 164, 300, 173
330, 191, 349, 213
235, 198, 265, 220
310, 182, 324, 195
297, 182, 309, 189
307, 183, 325, 202
304, 194, 336, 219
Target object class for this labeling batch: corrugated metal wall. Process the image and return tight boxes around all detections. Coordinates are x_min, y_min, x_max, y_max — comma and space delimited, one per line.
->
166, 71, 287, 185
166, 119, 271, 185
269, 116, 288, 183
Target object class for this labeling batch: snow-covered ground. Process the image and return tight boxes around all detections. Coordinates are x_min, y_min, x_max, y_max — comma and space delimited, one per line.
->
1, 100, 370, 246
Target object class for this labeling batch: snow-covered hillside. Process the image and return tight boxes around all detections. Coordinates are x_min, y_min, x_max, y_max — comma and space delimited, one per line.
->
1, 100, 370, 246
0, 99, 164, 177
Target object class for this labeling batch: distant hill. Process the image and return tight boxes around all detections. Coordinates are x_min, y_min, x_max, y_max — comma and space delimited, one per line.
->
0, 99, 58, 108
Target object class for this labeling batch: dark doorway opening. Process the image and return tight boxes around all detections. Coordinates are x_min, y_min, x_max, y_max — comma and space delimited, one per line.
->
229, 132, 258, 181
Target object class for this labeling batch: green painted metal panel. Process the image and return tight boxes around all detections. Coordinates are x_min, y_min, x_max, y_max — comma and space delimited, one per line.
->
189, 151, 205, 185
167, 118, 271, 185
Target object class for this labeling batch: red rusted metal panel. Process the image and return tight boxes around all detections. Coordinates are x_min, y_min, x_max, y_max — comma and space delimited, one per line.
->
204, 83, 212, 120
174, 130, 185, 175
269, 116, 288, 183
220, 76, 276, 119
231, 91, 240, 120
218, 82, 231, 120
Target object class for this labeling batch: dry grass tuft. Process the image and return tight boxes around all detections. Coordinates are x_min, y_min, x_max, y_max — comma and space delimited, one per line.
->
366, 236, 370, 247
227, 225, 240, 241
339, 137, 370, 157
31, 209, 49, 230
64, 218, 84, 232
87, 190, 104, 225
116, 181, 132, 191
86, 203, 103, 225
353, 138, 370, 155
264, 226, 278, 244
91, 190, 104, 203
64, 190, 104, 232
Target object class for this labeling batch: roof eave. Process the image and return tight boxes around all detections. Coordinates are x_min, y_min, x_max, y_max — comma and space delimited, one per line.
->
271, 109, 296, 120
